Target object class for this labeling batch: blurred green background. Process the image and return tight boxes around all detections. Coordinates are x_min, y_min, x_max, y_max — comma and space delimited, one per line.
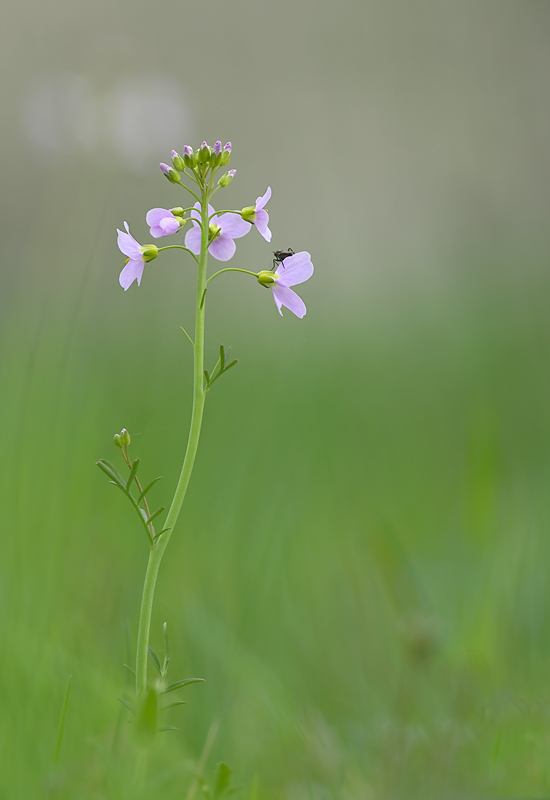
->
2, 1, 550, 797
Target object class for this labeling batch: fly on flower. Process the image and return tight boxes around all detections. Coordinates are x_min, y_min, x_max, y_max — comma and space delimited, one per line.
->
257, 251, 314, 319
272, 248, 295, 270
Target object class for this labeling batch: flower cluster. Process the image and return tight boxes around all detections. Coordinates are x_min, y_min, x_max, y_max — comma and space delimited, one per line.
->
116, 141, 313, 317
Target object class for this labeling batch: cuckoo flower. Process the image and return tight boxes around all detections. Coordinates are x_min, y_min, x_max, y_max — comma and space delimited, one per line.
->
146, 207, 181, 238
185, 203, 250, 262
258, 251, 314, 318
116, 222, 158, 290
242, 187, 272, 242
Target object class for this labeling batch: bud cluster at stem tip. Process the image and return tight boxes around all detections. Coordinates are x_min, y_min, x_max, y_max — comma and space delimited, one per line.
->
114, 428, 131, 447
161, 141, 233, 190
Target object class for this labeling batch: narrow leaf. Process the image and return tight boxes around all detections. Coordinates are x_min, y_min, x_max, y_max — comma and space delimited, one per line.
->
118, 696, 135, 715
204, 370, 210, 386
148, 646, 162, 675
159, 726, 179, 732
180, 326, 195, 349
213, 762, 233, 798
163, 677, 205, 694
126, 458, 140, 492
223, 360, 238, 373
145, 506, 166, 526
163, 700, 187, 710
123, 663, 136, 677
96, 459, 126, 489
163, 621, 170, 673
153, 526, 171, 542
54, 675, 72, 766
137, 476, 162, 504
220, 344, 225, 373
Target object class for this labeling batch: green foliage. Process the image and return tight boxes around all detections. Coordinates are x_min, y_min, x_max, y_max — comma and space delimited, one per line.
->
4, 257, 550, 798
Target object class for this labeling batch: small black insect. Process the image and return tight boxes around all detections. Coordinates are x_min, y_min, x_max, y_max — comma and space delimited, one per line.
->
272, 248, 295, 270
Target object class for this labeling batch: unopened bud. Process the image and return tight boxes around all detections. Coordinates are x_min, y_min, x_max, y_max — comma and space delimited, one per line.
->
114, 428, 131, 447
257, 270, 275, 287
199, 142, 211, 163
220, 142, 232, 165
160, 163, 181, 184
171, 150, 184, 172
218, 169, 236, 188
170, 207, 184, 216
183, 145, 195, 168
208, 223, 221, 240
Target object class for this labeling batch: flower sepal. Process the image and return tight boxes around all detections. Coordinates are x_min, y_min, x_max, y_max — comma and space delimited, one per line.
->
257, 270, 275, 287
141, 245, 159, 262
241, 206, 256, 222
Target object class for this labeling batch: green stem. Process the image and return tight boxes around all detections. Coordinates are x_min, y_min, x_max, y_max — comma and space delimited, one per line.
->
135, 188, 209, 697
205, 267, 258, 286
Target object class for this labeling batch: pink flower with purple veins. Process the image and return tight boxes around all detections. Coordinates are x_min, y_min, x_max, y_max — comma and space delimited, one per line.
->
116, 222, 158, 290
185, 203, 250, 262
258, 251, 314, 318
242, 187, 272, 242
146, 207, 181, 238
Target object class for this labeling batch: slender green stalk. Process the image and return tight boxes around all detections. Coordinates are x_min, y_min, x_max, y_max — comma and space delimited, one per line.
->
135, 187, 210, 697
206, 267, 258, 286
54, 674, 72, 765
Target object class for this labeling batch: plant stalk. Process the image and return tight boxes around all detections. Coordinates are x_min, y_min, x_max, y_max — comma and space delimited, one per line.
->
135, 187, 209, 697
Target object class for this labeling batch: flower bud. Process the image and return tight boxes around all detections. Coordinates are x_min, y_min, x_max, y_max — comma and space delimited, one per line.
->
199, 142, 211, 163
241, 205, 256, 222
114, 428, 131, 447
257, 270, 275, 287
141, 245, 159, 262
208, 223, 221, 240
218, 169, 236, 188
160, 163, 181, 184
220, 142, 232, 165
171, 150, 185, 172
183, 145, 195, 168
213, 141, 222, 156
170, 207, 184, 216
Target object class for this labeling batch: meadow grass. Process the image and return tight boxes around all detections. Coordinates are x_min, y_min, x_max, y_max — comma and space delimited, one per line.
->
2, 252, 550, 799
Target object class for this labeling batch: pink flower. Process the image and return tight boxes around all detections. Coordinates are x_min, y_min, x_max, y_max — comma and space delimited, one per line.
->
185, 203, 250, 262
146, 207, 181, 238
116, 222, 158, 290
242, 187, 272, 241
270, 251, 314, 318
251, 187, 272, 241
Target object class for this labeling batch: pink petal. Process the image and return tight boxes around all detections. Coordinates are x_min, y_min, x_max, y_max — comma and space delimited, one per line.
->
159, 217, 180, 235
146, 208, 171, 227
254, 209, 271, 242
255, 186, 271, 211
189, 202, 201, 224
209, 233, 237, 261
275, 251, 314, 287
184, 225, 202, 254
119, 259, 144, 291
271, 284, 307, 318
117, 225, 142, 259
218, 212, 250, 239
